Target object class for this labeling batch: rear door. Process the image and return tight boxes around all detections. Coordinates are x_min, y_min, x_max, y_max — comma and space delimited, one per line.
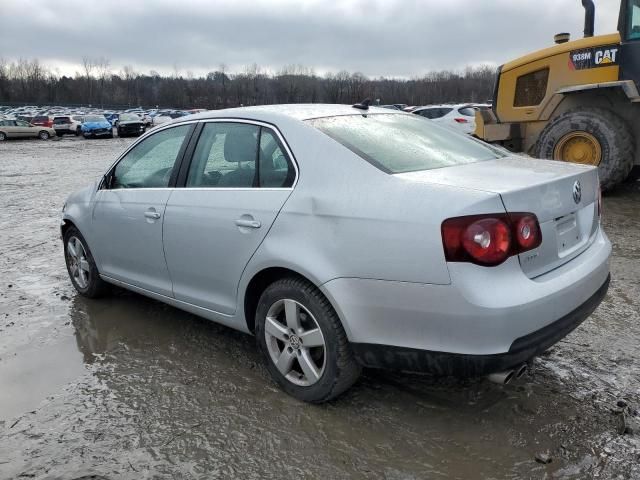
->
163, 120, 297, 314
91, 123, 194, 296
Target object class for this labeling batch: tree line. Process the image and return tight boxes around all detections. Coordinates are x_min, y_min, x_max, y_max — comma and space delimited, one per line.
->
0, 57, 496, 109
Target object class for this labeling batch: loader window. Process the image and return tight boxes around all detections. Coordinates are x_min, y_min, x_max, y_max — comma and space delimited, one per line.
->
628, 0, 640, 40
513, 68, 549, 107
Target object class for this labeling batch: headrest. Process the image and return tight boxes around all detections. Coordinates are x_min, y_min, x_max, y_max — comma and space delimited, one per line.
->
224, 128, 256, 164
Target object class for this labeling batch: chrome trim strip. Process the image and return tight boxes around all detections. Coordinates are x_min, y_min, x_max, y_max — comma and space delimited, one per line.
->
101, 117, 299, 190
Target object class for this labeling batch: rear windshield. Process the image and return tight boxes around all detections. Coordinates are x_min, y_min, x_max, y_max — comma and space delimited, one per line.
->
308, 113, 502, 174
53, 117, 70, 124
33, 116, 48, 121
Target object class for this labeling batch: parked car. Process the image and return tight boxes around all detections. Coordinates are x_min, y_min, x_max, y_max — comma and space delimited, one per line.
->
81, 115, 113, 138
61, 105, 610, 403
53, 116, 82, 136
116, 113, 146, 137
104, 113, 119, 127
412, 104, 483, 134
0, 119, 56, 140
31, 115, 54, 128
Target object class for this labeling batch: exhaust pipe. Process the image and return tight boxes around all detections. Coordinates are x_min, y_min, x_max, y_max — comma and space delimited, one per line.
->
487, 363, 528, 385
582, 0, 595, 37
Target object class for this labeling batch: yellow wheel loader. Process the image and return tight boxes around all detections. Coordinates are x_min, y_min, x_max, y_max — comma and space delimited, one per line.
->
475, 0, 640, 190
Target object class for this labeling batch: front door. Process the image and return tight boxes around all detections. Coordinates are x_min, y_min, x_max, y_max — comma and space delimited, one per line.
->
91, 124, 193, 296
163, 121, 296, 314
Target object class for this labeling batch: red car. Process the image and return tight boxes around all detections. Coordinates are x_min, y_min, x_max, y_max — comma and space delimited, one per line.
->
31, 115, 53, 128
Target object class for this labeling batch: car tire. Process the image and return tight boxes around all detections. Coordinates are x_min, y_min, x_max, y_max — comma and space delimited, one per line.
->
75, 127, 81, 136
0, 132, 6, 141
534, 107, 635, 191
38, 131, 50, 140
117, 129, 124, 137
63, 226, 109, 298
255, 277, 361, 403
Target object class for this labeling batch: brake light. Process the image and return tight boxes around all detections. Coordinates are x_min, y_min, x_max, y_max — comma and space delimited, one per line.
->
441, 213, 542, 266
454, 118, 469, 123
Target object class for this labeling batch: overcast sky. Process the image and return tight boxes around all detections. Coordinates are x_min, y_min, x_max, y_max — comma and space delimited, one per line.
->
0, 0, 621, 78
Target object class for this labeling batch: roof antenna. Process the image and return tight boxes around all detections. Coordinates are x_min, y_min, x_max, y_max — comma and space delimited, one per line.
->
352, 98, 371, 110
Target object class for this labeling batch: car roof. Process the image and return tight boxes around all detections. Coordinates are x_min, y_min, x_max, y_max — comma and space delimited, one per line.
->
184, 104, 403, 123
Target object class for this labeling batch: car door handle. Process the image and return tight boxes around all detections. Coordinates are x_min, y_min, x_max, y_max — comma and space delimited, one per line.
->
235, 218, 261, 228
144, 211, 161, 219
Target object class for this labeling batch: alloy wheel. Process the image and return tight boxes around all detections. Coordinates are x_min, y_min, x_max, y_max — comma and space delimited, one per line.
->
264, 299, 326, 386
66, 236, 90, 289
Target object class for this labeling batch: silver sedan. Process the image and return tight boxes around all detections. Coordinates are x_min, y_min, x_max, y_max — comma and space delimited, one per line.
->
61, 104, 611, 402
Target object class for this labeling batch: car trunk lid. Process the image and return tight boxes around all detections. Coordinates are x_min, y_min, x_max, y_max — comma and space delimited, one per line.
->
396, 156, 600, 278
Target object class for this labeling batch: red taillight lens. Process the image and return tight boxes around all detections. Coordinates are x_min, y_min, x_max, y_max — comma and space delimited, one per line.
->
461, 218, 511, 265
441, 213, 541, 267
514, 214, 540, 250
454, 118, 469, 123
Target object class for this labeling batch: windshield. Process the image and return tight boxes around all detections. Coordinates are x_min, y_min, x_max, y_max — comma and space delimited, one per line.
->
84, 115, 105, 122
308, 113, 503, 174
120, 114, 141, 121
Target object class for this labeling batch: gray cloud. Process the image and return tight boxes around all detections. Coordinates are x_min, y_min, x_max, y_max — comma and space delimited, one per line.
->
0, 0, 621, 77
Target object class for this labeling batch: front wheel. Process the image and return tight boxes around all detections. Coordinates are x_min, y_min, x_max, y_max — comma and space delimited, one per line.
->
63, 226, 109, 298
255, 277, 361, 403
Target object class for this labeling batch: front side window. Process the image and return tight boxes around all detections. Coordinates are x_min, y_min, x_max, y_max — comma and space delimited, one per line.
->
186, 122, 295, 188
112, 125, 191, 189
308, 113, 502, 174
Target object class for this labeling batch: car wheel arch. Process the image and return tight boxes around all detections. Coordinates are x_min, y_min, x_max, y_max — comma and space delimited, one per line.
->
242, 266, 344, 335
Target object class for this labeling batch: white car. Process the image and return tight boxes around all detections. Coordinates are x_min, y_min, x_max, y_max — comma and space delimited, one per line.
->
52, 115, 82, 136
413, 104, 487, 134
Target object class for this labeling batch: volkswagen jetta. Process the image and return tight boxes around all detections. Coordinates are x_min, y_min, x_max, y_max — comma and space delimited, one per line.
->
61, 104, 611, 402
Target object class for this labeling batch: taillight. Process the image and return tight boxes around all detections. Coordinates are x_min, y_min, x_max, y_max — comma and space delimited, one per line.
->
454, 118, 469, 123
441, 213, 542, 267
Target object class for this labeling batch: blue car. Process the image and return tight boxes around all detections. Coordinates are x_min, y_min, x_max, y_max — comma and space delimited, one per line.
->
81, 115, 113, 138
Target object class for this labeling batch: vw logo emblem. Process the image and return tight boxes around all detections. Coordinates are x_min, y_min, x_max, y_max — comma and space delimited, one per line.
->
572, 180, 582, 204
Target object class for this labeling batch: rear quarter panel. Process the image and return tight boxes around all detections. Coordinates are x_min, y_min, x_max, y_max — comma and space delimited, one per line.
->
241, 120, 506, 292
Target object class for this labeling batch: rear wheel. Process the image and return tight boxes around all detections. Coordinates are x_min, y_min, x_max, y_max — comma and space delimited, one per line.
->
63, 226, 109, 298
38, 131, 50, 140
535, 107, 635, 191
0, 132, 6, 141
255, 277, 361, 403
75, 127, 81, 136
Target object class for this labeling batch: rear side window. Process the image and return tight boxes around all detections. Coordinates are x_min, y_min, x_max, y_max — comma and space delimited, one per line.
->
186, 122, 295, 188
514, 68, 549, 107
458, 107, 477, 117
308, 114, 502, 174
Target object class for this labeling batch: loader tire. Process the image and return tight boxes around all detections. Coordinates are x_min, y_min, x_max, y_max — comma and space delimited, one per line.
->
534, 107, 635, 191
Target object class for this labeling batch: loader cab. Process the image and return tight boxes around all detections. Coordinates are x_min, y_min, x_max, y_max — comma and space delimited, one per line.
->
618, 0, 640, 87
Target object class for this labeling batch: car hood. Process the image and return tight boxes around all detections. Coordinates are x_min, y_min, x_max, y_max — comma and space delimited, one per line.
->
83, 121, 111, 129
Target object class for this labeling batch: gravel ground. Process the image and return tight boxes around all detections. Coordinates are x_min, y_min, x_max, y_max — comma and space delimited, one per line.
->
0, 136, 638, 480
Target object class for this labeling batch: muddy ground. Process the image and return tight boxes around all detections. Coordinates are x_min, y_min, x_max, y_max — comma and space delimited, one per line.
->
0, 136, 638, 480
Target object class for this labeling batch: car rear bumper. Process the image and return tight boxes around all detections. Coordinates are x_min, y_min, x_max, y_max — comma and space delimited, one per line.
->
349, 274, 609, 376
320, 228, 611, 375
